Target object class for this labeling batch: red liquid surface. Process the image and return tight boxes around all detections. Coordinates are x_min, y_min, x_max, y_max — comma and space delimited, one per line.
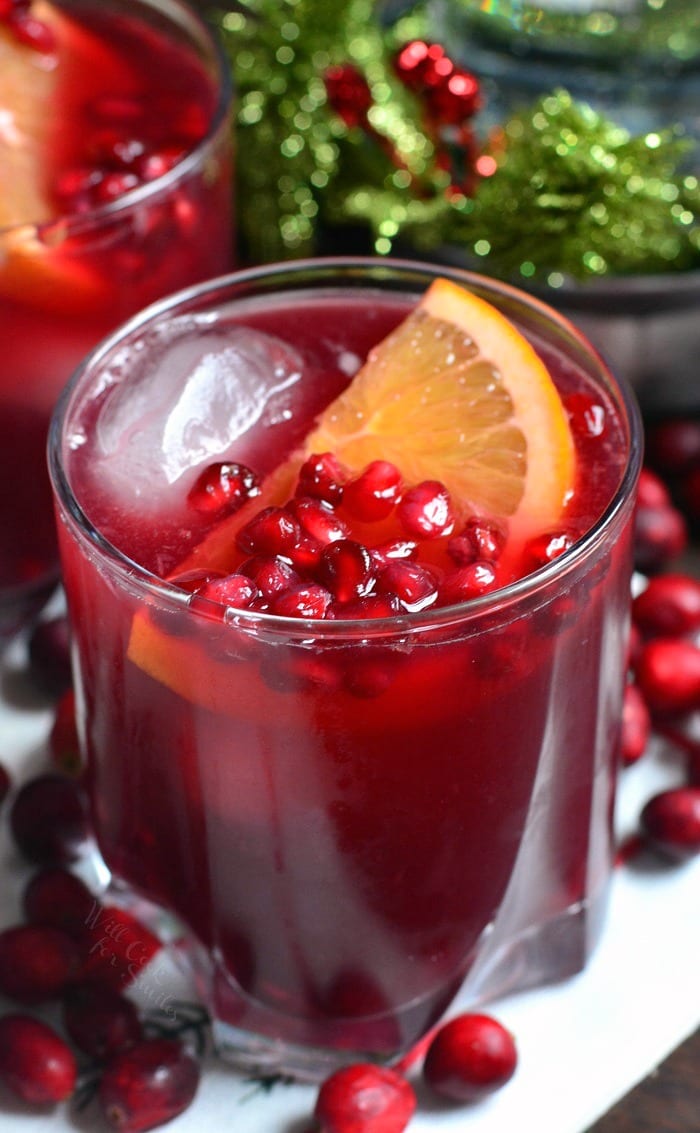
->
59, 289, 636, 1058
0, 0, 231, 619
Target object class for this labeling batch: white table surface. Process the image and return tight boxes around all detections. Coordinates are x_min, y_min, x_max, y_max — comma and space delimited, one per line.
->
0, 628, 698, 1133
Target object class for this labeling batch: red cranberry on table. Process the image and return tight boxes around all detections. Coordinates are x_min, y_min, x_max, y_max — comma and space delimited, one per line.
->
620, 682, 652, 767
0, 1014, 77, 1104
314, 1063, 416, 1133
9, 772, 90, 864
27, 614, 73, 698
632, 574, 700, 639
640, 787, 700, 862
62, 981, 143, 1061
634, 638, 700, 716
23, 865, 98, 936
98, 1038, 200, 1133
0, 924, 81, 1004
422, 1012, 518, 1103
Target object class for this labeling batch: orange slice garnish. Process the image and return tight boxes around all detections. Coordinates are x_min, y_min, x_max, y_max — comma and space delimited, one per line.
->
127, 277, 577, 709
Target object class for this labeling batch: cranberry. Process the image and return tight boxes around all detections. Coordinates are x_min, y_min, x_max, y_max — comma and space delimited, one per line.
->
297, 452, 346, 505
636, 466, 672, 509
314, 1063, 416, 1133
423, 1012, 518, 1103
187, 461, 259, 517
63, 982, 143, 1060
397, 480, 454, 539
448, 515, 506, 565
646, 418, 700, 477
343, 460, 403, 522
236, 506, 301, 557
377, 560, 438, 612
271, 583, 333, 619
635, 638, 700, 715
640, 787, 700, 861
634, 503, 688, 574
10, 773, 90, 864
438, 561, 499, 604
318, 540, 374, 602
0, 924, 81, 1004
632, 574, 700, 638
48, 689, 82, 776
23, 866, 98, 936
620, 683, 651, 767
0, 1014, 76, 1104
288, 496, 350, 544
98, 1038, 200, 1133
27, 614, 72, 698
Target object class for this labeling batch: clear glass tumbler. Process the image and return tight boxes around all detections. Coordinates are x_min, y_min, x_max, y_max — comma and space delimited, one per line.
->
0, 0, 233, 640
49, 258, 643, 1079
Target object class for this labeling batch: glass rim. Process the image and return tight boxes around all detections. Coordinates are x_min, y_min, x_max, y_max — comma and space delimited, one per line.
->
48, 255, 644, 638
0, 0, 232, 241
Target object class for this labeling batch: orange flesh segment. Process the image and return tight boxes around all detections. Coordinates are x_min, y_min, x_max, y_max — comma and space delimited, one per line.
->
127, 279, 577, 704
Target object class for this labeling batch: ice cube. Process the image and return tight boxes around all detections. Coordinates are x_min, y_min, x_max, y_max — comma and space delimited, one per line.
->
91, 315, 303, 509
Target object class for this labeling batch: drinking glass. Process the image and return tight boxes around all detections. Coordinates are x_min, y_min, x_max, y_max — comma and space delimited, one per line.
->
49, 258, 643, 1079
0, 0, 233, 641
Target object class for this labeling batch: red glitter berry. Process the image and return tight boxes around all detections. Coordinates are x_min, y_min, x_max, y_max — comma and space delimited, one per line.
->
314, 1063, 416, 1133
423, 1012, 518, 1103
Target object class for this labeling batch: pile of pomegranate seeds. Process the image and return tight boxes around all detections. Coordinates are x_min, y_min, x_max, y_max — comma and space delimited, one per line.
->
0, 0, 56, 53
178, 452, 578, 620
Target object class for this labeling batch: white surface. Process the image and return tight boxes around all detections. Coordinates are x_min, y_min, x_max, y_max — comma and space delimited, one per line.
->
0, 636, 698, 1132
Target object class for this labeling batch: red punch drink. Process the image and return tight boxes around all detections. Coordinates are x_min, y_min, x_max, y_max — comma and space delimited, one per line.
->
50, 260, 642, 1078
0, 0, 232, 637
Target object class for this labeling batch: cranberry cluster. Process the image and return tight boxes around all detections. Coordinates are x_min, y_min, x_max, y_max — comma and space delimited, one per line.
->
182, 453, 572, 622
0, 0, 56, 53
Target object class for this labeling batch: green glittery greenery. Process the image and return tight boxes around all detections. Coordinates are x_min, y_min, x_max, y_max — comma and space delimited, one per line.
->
208, 3, 700, 279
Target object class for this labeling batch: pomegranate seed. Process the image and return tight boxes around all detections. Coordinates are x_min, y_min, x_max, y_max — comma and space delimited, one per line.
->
63, 982, 143, 1060
24, 866, 97, 936
287, 535, 323, 573
377, 560, 438, 612
98, 1038, 200, 1133
448, 515, 507, 565
564, 391, 607, 441
28, 614, 72, 697
239, 555, 300, 601
438, 561, 499, 604
236, 506, 301, 557
10, 773, 90, 864
620, 683, 652, 766
636, 466, 672, 509
96, 171, 140, 202
137, 146, 186, 181
370, 539, 417, 566
343, 460, 403, 522
522, 530, 574, 572
423, 1012, 518, 1102
318, 540, 374, 602
288, 496, 350, 544
314, 1063, 416, 1133
397, 480, 454, 539
49, 689, 82, 776
343, 650, 402, 698
633, 573, 700, 639
187, 461, 259, 517
635, 638, 700, 715
0, 924, 81, 1004
271, 583, 333, 619
91, 95, 145, 125
0, 1014, 76, 1104
640, 787, 700, 861
8, 10, 56, 51
646, 418, 700, 476
80, 906, 161, 990
334, 593, 402, 621
194, 572, 259, 611
634, 503, 688, 574
297, 452, 346, 505
53, 165, 104, 210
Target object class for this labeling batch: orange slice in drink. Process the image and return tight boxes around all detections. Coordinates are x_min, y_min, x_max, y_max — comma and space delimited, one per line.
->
0, 6, 112, 313
128, 277, 577, 711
